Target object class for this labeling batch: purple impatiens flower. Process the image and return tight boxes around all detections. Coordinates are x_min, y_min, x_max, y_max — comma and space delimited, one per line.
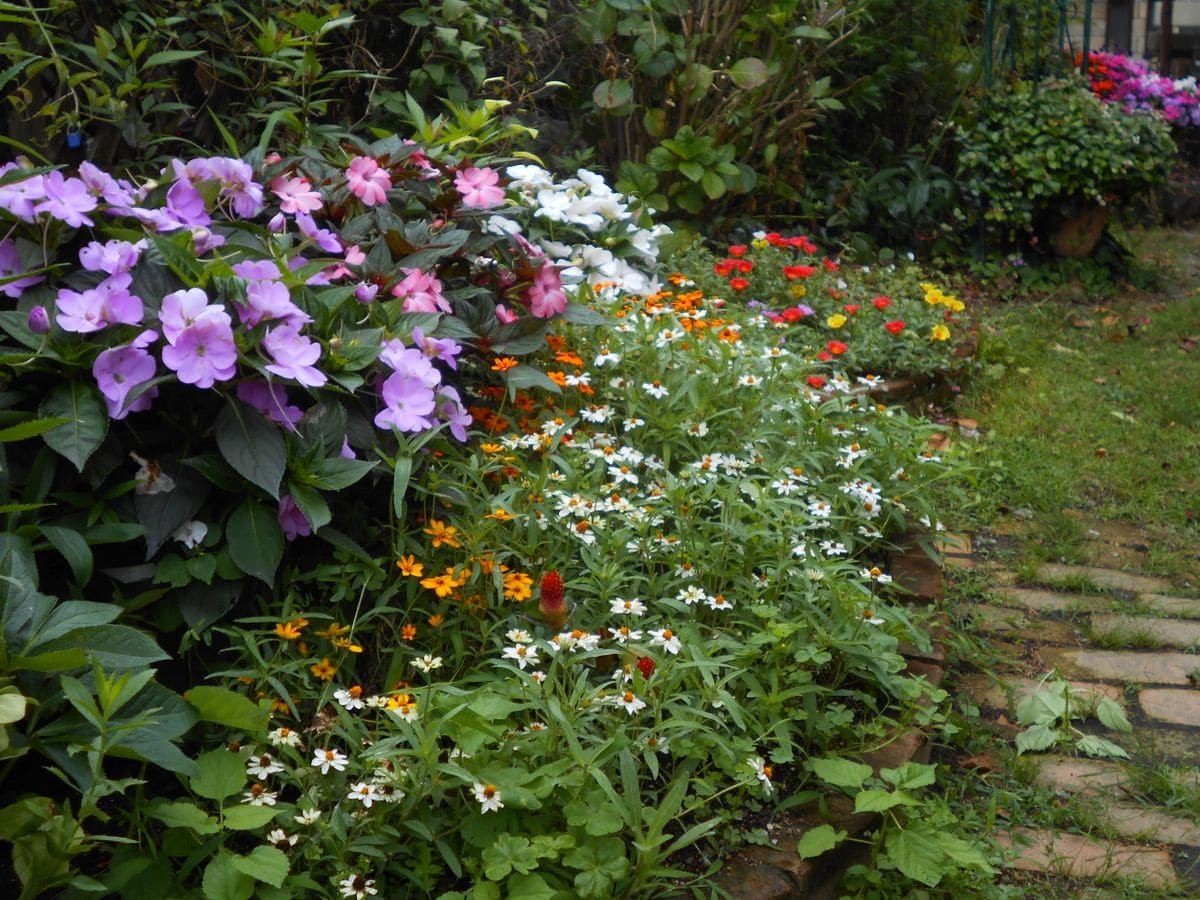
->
375, 373, 437, 432
35, 171, 97, 228
411, 327, 461, 370
26, 306, 49, 334
160, 299, 237, 389
0, 238, 44, 298
93, 330, 159, 419
56, 273, 144, 333
79, 238, 143, 275
261, 324, 326, 387
278, 495, 312, 541
237, 379, 303, 428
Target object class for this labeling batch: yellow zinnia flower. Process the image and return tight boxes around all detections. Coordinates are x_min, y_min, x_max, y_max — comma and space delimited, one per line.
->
826, 314, 847, 329
930, 324, 951, 341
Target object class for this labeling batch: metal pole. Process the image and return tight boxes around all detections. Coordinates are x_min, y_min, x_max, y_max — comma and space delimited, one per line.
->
1082, 0, 1093, 67
983, 0, 995, 95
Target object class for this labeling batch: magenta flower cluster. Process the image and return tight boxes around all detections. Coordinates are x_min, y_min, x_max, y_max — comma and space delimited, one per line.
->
0, 150, 573, 450
1084, 51, 1200, 127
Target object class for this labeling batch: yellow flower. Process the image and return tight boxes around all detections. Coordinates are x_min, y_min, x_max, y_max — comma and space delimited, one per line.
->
503, 571, 534, 601
315, 622, 350, 639
274, 621, 303, 640
333, 638, 363, 653
480, 442, 503, 454
423, 519, 461, 549
945, 296, 965, 312
428, 613, 444, 628
789, 284, 807, 299
310, 658, 337, 681
826, 314, 847, 329
485, 508, 515, 521
491, 357, 519, 372
923, 287, 944, 305
396, 555, 424, 577
930, 324, 951, 341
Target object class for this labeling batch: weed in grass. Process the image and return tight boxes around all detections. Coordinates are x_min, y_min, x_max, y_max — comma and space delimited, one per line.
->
1085, 623, 1169, 650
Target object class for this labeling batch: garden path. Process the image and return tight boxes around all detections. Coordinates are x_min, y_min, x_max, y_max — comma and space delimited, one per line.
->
945, 514, 1200, 895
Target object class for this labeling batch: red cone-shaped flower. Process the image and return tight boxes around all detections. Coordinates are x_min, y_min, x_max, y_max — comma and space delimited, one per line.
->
637, 656, 655, 680
538, 570, 567, 629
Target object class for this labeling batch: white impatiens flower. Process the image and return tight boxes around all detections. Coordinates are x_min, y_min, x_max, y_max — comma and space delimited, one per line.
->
502, 644, 540, 670
529, 670, 546, 683
411, 654, 443, 673
171, 520, 207, 549
338, 873, 379, 899
472, 782, 504, 813
505, 628, 533, 644
649, 628, 681, 655
614, 690, 647, 715
610, 597, 647, 616
347, 782, 382, 808
311, 748, 349, 774
246, 753, 285, 780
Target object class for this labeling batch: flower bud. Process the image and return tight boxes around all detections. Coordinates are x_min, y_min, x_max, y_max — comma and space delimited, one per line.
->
538, 570, 567, 630
27, 305, 49, 334
637, 656, 655, 679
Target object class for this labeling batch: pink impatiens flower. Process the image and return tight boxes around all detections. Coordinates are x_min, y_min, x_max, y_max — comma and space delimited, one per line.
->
345, 156, 391, 207
35, 171, 97, 228
390, 267, 450, 314
270, 175, 323, 214
454, 166, 504, 209
56, 273, 144, 333
93, 330, 159, 419
261, 324, 327, 387
375, 374, 437, 433
525, 263, 567, 318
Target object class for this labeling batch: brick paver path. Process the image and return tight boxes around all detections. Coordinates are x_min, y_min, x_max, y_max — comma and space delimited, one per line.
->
944, 518, 1200, 894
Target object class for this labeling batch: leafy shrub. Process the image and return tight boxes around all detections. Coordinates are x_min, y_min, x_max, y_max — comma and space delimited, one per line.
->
955, 79, 1175, 246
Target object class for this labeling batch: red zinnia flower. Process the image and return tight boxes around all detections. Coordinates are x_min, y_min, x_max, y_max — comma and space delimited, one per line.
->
872, 295, 892, 310
884, 320, 906, 335
732, 259, 753, 274
822, 258, 839, 272
843, 304, 860, 315
539, 571, 567, 629
728, 245, 747, 257
806, 375, 826, 389
826, 340, 848, 355
781, 307, 804, 322
816, 350, 833, 362
713, 260, 734, 277
782, 265, 817, 280
729, 277, 750, 291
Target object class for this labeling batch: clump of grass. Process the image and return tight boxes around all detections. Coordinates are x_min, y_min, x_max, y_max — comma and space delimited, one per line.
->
1085, 622, 1168, 650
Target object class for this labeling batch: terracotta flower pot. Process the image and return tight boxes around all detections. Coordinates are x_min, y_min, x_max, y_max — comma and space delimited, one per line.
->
1050, 201, 1111, 258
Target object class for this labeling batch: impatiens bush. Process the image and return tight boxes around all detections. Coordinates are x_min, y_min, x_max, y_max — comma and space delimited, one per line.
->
0, 145, 985, 894
956, 79, 1175, 246
1081, 51, 1200, 128
676, 233, 970, 378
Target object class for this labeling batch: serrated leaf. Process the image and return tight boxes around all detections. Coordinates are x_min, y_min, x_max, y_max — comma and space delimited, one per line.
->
202, 853, 254, 900
191, 750, 244, 802
1015, 721, 1060, 754
221, 804, 279, 830
854, 788, 916, 813
1094, 697, 1132, 733
145, 799, 220, 834
231, 845, 288, 886
0, 417, 71, 443
885, 822, 946, 887
1075, 734, 1129, 759
809, 756, 872, 790
796, 824, 846, 859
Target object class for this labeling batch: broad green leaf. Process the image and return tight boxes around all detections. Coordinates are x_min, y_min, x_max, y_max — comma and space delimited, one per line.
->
592, 78, 632, 109
505, 873, 555, 900
33, 600, 121, 645
561, 302, 608, 326
40, 382, 107, 472
854, 788, 917, 813
222, 804, 279, 830
796, 824, 846, 859
231, 846, 288, 886
0, 688, 27, 724
564, 837, 629, 898
884, 822, 947, 887
215, 401, 285, 498
791, 25, 832, 39
38, 524, 93, 585
881, 762, 937, 790
144, 800, 219, 834
185, 686, 268, 733
226, 500, 283, 586
504, 365, 561, 394
728, 58, 768, 90
1095, 697, 1132, 733
809, 757, 872, 791
1015, 721, 1059, 754
1075, 734, 1129, 759
482, 834, 538, 880
700, 170, 727, 200
286, 482, 331, 533
564, 797, 623, 835
202, 853, 254, 900
191, 750, 245, 803
305, 457, 375, 491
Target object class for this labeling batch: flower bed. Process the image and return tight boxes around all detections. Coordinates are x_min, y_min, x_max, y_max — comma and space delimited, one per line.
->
0, 150, 985, 896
